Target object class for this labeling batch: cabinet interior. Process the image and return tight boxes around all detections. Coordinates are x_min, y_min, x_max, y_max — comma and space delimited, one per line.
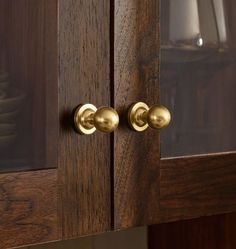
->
0, 0, 58, 172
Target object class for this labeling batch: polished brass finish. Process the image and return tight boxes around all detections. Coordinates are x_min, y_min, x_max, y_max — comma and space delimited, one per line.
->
74, 104, 119, 135
74, 104, 97, 135
128, 102, 171, 132
128, 102, 149, 132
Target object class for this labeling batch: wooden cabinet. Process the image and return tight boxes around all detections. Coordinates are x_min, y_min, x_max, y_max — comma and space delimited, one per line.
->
1, 0, 236, 248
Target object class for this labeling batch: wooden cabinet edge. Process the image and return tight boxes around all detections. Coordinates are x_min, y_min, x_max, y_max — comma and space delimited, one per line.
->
159, 152, 236, 223
0, 169, 58, 249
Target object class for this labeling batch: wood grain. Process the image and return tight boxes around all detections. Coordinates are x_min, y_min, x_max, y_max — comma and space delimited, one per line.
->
149, 213, 236, 249
58, 0, 111, 238
159, 153, 236, 222
0, 169, 58, 249
114, 0, 160, 229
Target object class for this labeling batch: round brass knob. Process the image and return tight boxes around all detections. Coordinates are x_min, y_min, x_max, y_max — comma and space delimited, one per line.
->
128, 102, 171, 132
74, 104, 119, 135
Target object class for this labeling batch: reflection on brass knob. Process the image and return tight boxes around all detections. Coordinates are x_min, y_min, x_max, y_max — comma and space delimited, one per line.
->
128, 102, 171, 132
74, 104, 119, 135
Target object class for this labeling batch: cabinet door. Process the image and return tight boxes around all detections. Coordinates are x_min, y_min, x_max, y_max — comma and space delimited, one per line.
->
0, 1, 112, 248
0, 1, 58, 248
113, 0, 236, 229
159, 0, 236, 222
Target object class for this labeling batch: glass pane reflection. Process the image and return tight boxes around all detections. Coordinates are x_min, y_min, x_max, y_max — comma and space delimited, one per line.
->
160, 0, 236, 157
0, 1, 57, 172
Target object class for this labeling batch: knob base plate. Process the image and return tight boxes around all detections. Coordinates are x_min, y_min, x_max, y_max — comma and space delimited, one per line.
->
74, 104, 97, 135
128, 102, 149, 131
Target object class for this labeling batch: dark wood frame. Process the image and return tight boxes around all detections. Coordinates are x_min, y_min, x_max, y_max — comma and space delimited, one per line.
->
1, 0, 236, 249
0, 169, 58, 248
58, 0, 112, 238
159, 153, 236, 223
113, 0, 160, 229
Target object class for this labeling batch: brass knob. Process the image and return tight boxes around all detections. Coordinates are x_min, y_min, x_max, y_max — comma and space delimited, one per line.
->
128, 102, 171, 132
74, 104, 119, 135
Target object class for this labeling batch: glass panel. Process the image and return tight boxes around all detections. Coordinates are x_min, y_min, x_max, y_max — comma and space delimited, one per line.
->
0, 0, 58, 172
160, 0, 236, 157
